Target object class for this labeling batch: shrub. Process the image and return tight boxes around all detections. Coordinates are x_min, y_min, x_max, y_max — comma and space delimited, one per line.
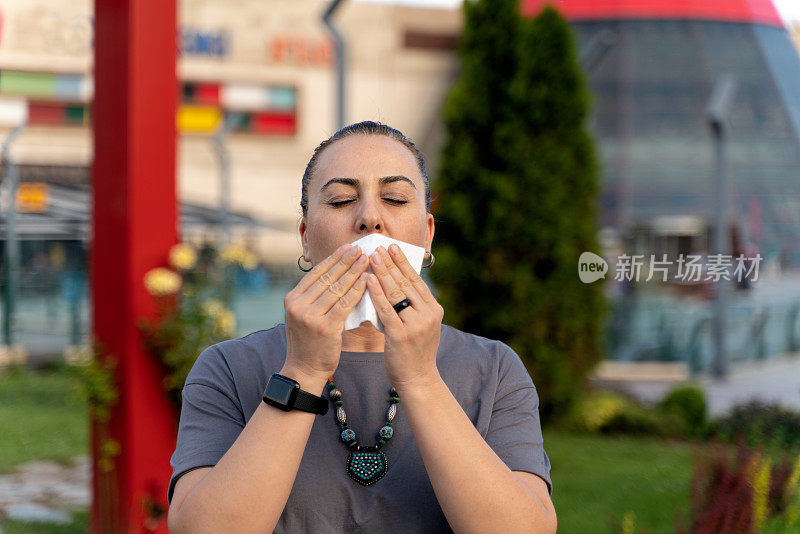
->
658, 384, 708, 437
565, 390, 685, 437
708, 401, 800, 451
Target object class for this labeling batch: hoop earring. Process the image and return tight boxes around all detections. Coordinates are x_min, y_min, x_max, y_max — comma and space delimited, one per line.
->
422, 251, 435, 269
298, 255, 313, 272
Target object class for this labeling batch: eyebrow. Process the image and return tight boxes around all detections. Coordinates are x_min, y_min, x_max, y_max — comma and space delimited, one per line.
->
320, 175, 417, 193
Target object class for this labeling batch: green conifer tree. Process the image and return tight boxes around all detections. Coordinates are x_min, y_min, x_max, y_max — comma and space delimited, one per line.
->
431, 2, 605, 418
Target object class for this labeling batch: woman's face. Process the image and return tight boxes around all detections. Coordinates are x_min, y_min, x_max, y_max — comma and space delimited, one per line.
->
300, 133, 434, 265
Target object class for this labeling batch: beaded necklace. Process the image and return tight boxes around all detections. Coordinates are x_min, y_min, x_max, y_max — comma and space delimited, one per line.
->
326, 376, 400, 486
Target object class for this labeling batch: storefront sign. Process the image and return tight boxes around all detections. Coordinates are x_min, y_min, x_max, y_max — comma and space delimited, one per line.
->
269, 36, 334, 67
179, 28, 231, 58
16, 182, 49, 213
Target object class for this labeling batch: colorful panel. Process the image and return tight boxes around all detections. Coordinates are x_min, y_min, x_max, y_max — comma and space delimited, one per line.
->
177, 105, 223, 132
54, 75, 86, 102
180, 81, 297, 135
266, 87, 296, 111
0, 72, 297, 135
0, 71, 57, 98
251, 112, 296, 135
193, 83, 220, 106
28, 101, 65, 125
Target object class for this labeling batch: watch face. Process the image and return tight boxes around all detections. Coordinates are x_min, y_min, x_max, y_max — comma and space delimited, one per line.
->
266, 374, 299, 405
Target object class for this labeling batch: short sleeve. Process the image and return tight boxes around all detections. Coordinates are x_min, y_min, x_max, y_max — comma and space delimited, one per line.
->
484, 343, 553, 496
167, 344, 246, 504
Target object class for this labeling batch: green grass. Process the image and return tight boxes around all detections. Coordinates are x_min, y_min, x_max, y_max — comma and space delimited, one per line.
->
543, 429, 694, 533
0, 364, 88, 473
0, 511, 88, 533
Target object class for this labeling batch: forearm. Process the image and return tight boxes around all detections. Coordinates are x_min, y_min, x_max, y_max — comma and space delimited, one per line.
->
397, 373, 556, 534
170, 364, 328, 533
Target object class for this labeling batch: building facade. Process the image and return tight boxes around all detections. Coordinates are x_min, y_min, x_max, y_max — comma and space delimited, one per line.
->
0, 0, 461, 265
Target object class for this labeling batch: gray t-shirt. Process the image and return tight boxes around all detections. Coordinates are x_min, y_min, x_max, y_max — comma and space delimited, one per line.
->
168, 322, 552, 532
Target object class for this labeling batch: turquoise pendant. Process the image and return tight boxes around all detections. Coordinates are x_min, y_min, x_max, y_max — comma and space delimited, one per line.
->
346, 446, 387, 486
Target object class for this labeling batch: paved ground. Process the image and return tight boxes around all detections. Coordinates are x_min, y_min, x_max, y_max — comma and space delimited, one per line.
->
0, 456, 89, 525
596, 351, 800, 417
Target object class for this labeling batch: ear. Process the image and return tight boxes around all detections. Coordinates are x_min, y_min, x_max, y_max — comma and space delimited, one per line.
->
299, 217, 309, 259
425, 212, 435, 253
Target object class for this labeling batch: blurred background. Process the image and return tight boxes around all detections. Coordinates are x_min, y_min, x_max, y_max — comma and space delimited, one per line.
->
3, 0, 800, 532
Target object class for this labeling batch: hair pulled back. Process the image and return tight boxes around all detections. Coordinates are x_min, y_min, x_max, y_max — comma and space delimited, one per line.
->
300, 121, 431, 217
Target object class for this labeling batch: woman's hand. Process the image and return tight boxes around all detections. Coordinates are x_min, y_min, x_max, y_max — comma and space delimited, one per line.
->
366, 244, 444, 391
283, 243, 369, 380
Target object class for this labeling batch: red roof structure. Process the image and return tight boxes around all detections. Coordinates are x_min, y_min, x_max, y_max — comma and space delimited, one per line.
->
521, 0, 784, 27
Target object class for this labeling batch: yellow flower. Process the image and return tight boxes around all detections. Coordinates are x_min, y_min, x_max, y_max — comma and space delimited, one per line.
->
144, 268, 181, 296
201, 299, 225, 318
241, 251, 258, 270
169, 243, 197, 271
220, 243, 259, 271
582, 392, 626, 432
784, 453, 800, 526
621, 511, 636, 534
214, 309, 236, 337
749, 452, 770, 532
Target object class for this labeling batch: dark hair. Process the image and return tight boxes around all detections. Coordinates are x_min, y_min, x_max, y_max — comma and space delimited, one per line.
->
300, 121, 431, 217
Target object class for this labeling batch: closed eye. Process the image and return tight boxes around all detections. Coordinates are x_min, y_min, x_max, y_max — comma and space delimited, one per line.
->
329, 198, 408, 207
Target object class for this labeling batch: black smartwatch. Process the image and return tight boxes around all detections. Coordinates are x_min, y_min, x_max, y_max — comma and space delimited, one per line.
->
262, 373, 328, 415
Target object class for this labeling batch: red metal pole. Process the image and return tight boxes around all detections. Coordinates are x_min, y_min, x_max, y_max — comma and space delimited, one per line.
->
91, 0, 177, 532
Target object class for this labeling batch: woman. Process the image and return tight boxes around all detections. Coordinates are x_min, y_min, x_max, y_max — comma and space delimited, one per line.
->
167, 121, 556, 533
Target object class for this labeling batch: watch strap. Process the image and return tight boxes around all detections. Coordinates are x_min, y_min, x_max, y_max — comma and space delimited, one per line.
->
294, 389, 329, 415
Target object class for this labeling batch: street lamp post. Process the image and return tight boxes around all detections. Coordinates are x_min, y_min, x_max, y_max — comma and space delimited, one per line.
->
322, 0, 346, 130
211, 112, 244, 248
0, 98, 28, 348
706, 74, 737, 380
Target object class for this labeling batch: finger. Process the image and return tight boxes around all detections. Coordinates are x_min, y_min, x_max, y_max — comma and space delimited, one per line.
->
324, 271, 369, 323
383, 244, 433, 305
387, 244, 435, 304
365, 273, 413, 331
370, 246, 416, 311
313, 252, 370, 315
293, 243, 352, 295
301, 245, 364, 305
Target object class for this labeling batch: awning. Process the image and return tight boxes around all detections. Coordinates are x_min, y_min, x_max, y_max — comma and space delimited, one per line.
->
0, 181, 290, 241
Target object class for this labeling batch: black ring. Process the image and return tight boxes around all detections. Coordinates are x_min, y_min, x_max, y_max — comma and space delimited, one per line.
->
392, 298, 412, 314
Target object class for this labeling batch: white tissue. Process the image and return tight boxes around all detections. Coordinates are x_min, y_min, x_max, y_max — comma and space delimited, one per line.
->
343, 234, 426, 333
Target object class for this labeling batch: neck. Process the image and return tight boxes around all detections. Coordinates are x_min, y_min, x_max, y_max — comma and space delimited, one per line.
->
341, 323, 385, 352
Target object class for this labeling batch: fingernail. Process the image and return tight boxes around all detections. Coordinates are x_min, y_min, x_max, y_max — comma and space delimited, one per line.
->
372, 252, 383, 264
389, 244, 400, 255
349, 245, 360, 257
341, 244, 352, 253
358, 255, 368, 264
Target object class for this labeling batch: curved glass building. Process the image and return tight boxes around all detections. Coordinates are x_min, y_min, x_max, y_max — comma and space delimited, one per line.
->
525, 0, 800, 268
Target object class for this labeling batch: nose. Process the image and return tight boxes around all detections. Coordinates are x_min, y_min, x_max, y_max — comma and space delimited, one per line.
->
355, 196, 382, 234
